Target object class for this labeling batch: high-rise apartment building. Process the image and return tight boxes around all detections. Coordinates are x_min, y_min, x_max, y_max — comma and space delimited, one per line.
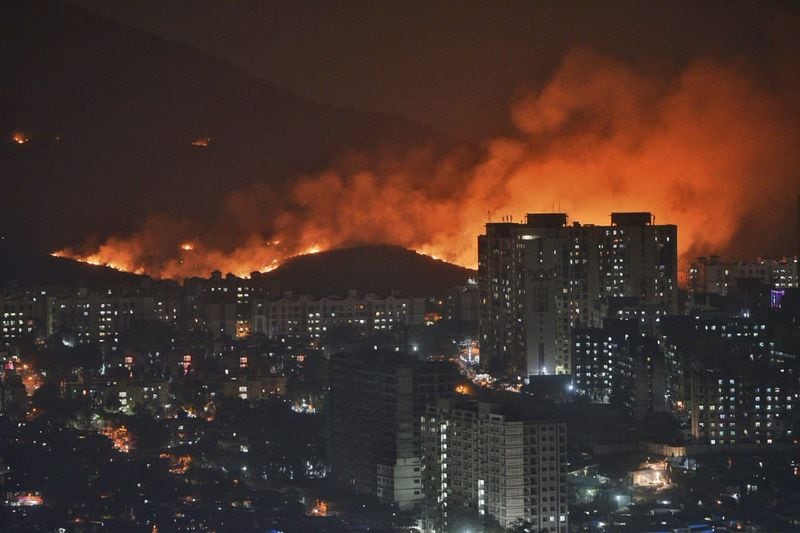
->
478, 212, 676, 377
420, 399, 568, 532
572, 321, 667, 419
252, 291, 426, 339
1, 288, 180, 346
690, 368, 798, 446
327, 350, 459, 510
688, 255, 798, 295
571, 321, 635, 404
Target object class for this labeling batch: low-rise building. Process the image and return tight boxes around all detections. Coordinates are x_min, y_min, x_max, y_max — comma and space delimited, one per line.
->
253, 292, 426, 339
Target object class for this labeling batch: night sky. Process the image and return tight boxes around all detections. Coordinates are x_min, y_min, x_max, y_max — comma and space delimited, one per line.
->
70, 0, 791, 139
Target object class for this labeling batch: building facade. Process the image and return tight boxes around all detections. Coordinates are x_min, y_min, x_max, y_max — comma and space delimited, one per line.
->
690, 369, 798, 446
327, 350, 458, 510
420, 400, 568, 531
688, 255, 798, 295
1, 288, 180, 346
479, 212, 677, 378
253, 292, 426, 339
571, 321, 667, 419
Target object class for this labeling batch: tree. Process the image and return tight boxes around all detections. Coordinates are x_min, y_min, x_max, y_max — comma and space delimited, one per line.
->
103, 393, 121, 413
507, 518, 536, 532
31, 382, 61, 415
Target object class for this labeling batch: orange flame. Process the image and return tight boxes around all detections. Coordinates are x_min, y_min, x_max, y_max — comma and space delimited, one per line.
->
53, 238, 326, 279
11, 131, 29, 144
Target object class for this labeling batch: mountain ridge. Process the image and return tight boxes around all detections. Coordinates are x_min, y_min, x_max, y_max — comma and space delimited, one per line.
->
256, 245, 475, 297
0, 0, 462, 255
1, 246, 474, 297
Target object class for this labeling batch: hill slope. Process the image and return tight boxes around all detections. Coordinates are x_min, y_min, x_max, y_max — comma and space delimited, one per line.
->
256, 245, 475, 297
0, 1, 457, 254
1, 246, 474, 296
0, 252, 161, 290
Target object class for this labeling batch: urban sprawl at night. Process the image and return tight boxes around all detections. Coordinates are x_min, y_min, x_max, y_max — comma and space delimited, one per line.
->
3, 2, 800, 532
2, 210, 799, 531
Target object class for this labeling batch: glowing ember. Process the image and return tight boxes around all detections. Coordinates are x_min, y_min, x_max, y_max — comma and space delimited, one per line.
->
11, 131, 29, 144
180, 242, 195, 251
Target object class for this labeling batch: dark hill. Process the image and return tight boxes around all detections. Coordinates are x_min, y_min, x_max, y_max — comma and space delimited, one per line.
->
0, 1, 458, 253
256, 246, 475, 297
0, 252, 166, 290
0, 246, 473, 296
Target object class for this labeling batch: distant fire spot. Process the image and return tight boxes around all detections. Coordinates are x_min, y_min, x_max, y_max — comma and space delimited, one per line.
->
302, 244, 322, 255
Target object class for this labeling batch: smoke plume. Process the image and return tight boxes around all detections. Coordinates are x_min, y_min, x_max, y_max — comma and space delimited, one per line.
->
56, 46, 800, 280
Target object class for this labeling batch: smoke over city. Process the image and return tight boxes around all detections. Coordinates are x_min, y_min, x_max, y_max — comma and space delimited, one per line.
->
56, 46, 800, 280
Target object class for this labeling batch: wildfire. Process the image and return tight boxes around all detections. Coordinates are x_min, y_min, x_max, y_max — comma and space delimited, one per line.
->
51, 249, 152, 276
11, 131, 29, 144
46, 47, 800, 281
191, 137, 211, 147
52, 238, 330, 280
260, 259, 280, 273
301, 244, 322, 255
53, 250, 115, 269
